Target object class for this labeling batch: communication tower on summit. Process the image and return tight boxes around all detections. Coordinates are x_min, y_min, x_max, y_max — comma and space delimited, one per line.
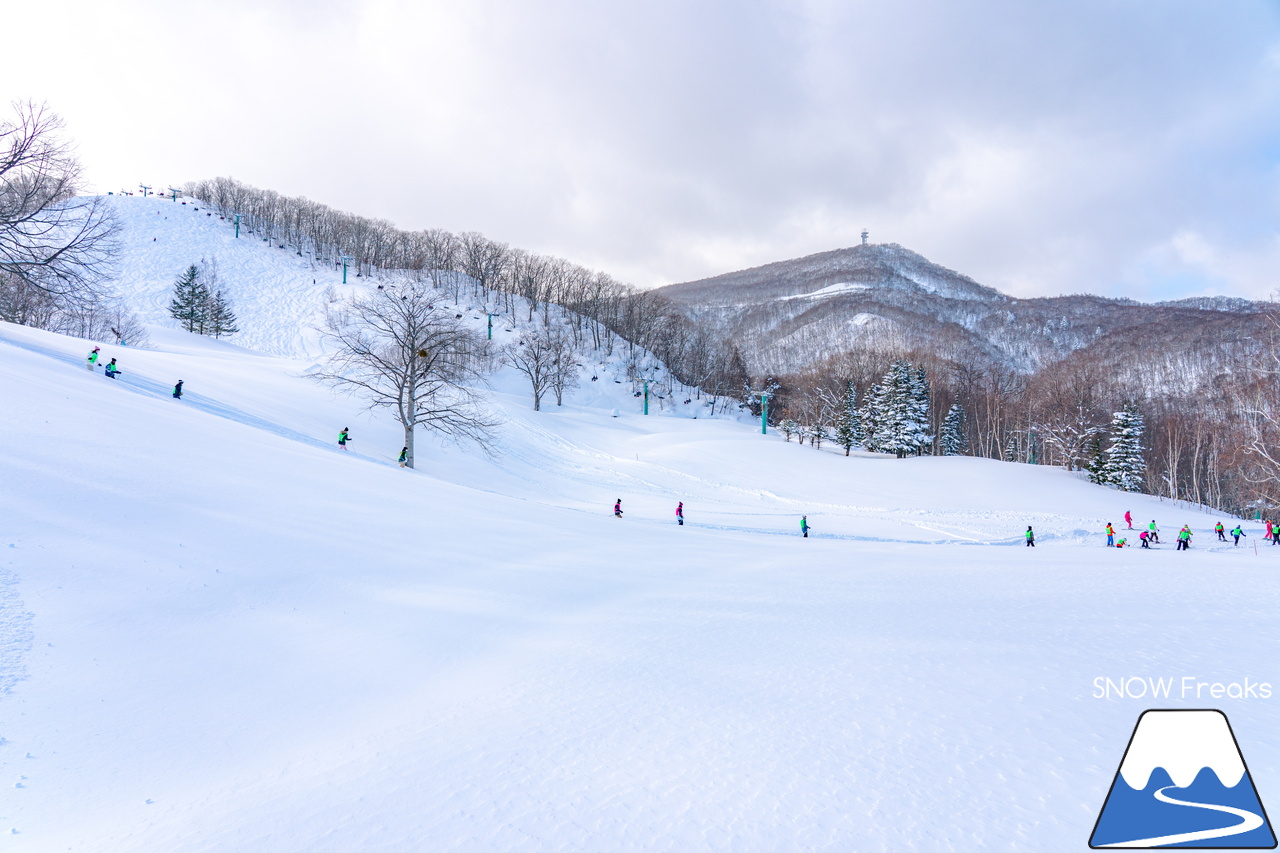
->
861, 229, 869, 246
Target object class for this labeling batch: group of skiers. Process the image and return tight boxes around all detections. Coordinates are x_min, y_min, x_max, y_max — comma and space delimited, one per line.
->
607, 498, 811, 536
88, 347, 184, 397
1100, 514, 1252, 550
334, 428, 406, 469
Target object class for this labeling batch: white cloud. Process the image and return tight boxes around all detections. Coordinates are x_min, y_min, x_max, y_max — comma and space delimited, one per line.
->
2, 0, 1279, 299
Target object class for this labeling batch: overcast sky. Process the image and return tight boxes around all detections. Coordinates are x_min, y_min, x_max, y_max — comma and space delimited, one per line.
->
4, 0, 1279, 299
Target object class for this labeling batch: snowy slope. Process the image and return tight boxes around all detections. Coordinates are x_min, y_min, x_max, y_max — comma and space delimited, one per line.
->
102, 194, 357, 358
3, 212, 1280, 851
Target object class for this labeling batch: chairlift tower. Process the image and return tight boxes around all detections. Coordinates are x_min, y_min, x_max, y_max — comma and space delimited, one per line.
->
139, 183, 151, 198
167, 186, 180, 201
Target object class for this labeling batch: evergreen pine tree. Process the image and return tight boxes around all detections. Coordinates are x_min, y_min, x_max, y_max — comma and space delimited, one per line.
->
877, 360, 915, 458
860, 381, 880, 450
907, 366, 934, 455
206, 289, 239, 338
168, 265, 209, 333
1086, 431, 1107, 484
860, 383, 883, 453
835, 380, 860, 456
940, 403, 966, 455
1101, 404, 1146, 492
807, 421, 828, 449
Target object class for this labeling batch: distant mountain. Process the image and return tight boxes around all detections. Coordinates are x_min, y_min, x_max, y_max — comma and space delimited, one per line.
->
654, 244, 1269, 376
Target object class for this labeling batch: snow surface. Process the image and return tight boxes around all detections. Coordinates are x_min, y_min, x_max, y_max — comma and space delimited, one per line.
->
2, 198, 1279, 851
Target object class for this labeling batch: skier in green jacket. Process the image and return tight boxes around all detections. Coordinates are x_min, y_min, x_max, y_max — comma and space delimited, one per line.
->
338, 428, 350, 450
1176, 526, 1192, 551
1231, 525, 1245, 546
1025, 526, 1035, 547
398, 447, 407, 467
801, 516, 810, 538
1216, 522, 1226, 541
85, 346, 100, 370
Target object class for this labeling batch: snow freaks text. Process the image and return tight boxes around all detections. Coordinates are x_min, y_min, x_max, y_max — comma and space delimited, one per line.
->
1093, 677, 1273, 700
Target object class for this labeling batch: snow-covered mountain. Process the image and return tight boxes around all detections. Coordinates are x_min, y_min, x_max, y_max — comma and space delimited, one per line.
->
654, 244, 1271, 376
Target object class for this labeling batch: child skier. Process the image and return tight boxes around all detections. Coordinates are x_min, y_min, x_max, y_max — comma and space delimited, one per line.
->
1176, 525, 1192, 551
338, 428, 350, 450
398, 447, 408, 468
614, 499, 623, 518
801, 516, 810, 538
676, 502, 684, 526
1231, 525, 1245, 546
1025, 526, 1035, 547
86, 346, 100, 370
1216, 521, 1226, 541
1124, 510, 1132, 529
1116, 538, 1127, 548
1139, 530, 1150, 548
1105, 523, 1115, 547
173, 380, 183, 399
104, 358, 120, 379
1148, 521, 1159, 544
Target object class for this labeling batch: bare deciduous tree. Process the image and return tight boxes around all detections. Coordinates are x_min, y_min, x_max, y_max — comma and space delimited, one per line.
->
507, 328, 559, 411
315, 283, 496, 468
0, 101, 117, 300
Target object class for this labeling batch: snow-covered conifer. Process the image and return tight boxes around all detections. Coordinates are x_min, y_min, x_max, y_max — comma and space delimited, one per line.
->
940, 403, 966, 455
1101, 404, 1146, 491
860, 383, 883, 452
835, 381, 860, 456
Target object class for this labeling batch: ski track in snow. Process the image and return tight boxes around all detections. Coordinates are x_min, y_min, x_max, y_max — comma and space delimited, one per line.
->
0, 565, 33, 699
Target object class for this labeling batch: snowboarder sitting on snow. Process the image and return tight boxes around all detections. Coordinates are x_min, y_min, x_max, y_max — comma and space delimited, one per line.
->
1216, 522, 1226, 541
801, 516, 811, 538
173, 380, 183, 399
614, 499, 623, 518
676, 502, 684, 526
1025, 526, 1035, 547
338, 428, 350, 450
104, 358, 120, 379
1176, 525, 1192, 551
86, 346, 100, 370
1231, 525, 1245, 546
398, 447, 407, 468
1139, 530, 1150, 548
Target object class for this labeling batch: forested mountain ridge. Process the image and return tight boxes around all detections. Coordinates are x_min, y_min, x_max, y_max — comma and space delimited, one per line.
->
654, 243, 1268, 376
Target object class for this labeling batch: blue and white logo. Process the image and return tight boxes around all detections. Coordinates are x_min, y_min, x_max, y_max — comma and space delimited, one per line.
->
1091, 709, 1276, 848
